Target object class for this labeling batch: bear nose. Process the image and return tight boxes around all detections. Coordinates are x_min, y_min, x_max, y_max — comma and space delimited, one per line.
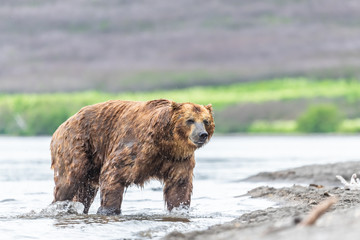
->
199, 132, 208, 141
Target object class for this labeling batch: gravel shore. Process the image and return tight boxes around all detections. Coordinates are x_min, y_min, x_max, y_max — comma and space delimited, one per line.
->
163, 161, 360, 240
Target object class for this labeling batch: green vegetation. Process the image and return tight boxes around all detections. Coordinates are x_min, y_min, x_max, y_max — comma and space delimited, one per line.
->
244, 119, 360, 134
1, 78, 360, 135
248, 121, 297, 134
338, 119, 360, 133
297, 104, 343, 133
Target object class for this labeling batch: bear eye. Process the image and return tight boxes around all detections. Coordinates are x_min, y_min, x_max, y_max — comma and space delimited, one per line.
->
203, 120, 210, 125
186, 119, 195, 125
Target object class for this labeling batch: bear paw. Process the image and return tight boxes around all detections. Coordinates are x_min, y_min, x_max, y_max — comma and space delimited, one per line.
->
97, 206, 121, 216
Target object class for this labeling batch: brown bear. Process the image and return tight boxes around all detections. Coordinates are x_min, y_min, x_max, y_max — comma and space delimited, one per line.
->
50, 99, 214, 215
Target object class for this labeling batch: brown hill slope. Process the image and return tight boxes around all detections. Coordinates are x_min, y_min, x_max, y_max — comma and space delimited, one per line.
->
1, 0, 360, 92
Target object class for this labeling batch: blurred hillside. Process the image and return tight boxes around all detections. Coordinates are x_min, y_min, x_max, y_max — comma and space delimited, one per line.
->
1, 0, 360, 93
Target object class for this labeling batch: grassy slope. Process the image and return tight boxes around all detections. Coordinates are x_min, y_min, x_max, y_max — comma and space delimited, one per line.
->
1, 78, 360, 135
3, 78, 360, 108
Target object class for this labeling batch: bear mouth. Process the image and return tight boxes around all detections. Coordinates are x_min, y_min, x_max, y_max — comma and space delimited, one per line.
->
192, 140, 206, 148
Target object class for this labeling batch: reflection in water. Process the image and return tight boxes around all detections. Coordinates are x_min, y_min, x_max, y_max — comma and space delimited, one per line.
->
53, 215, 191, 227
16, 201, 191, 227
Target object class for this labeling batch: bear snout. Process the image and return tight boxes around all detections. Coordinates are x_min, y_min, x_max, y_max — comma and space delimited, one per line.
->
199, 132, 208, 142
190, 131, 208, 147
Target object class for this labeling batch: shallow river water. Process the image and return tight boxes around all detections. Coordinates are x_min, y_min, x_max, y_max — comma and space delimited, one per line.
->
1, 135, 359, 239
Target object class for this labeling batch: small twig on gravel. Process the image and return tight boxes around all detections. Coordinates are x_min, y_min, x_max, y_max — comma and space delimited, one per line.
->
299, 197, 338, 226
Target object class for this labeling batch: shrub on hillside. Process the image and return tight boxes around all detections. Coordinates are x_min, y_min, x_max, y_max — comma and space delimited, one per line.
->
0, 103, 20, 135
297, 104, 343, 133
22, 104, 71, 135
0, 100, 74, 136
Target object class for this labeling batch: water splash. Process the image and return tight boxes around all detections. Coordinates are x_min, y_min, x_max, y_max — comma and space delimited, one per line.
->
40, 201, 85, 216
18, 201, 85, 219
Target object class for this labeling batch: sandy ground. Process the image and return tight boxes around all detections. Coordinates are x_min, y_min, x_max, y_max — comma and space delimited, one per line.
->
163, 161, 360, 240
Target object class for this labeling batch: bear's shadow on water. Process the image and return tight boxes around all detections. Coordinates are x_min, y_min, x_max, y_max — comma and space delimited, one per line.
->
53, 214, 191, 228
18, 201, 191, 228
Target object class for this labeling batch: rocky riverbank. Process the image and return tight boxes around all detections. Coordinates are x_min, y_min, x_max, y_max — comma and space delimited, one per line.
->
163, 161, 360, 240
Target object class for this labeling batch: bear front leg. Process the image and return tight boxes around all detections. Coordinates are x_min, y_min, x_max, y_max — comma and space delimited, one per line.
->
97, 164, 125, 215
97, 182, 125, 215
164, 172, 193, 211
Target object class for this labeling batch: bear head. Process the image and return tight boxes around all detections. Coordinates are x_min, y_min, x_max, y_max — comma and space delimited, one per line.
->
171, 102, 215, 154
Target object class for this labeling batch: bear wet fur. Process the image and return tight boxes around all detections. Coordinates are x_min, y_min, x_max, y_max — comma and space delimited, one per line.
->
50, 99, 214, 215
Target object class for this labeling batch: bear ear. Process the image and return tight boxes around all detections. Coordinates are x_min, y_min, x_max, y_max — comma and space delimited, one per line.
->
205, 104, 213, 114
171, 102, 182, 111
